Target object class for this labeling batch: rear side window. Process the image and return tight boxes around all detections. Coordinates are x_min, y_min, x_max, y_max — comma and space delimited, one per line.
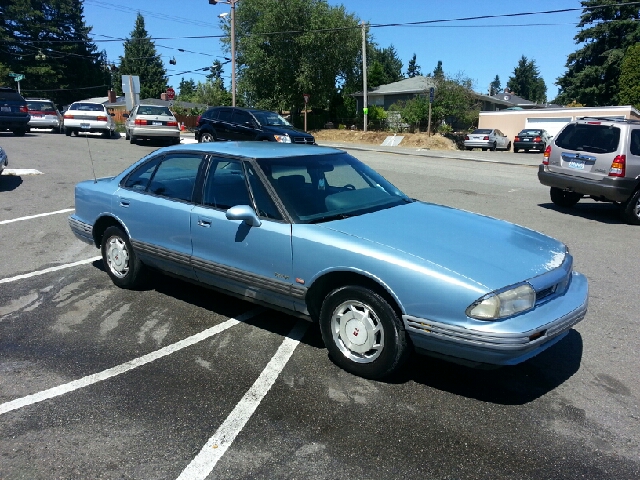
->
218, 109, 233, 122
555, 123, 620, 154
630, 130, 640, 156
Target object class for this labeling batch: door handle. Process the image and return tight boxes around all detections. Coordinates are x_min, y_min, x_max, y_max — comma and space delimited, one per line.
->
119, 199, 130, 207
198, 218, 212, 227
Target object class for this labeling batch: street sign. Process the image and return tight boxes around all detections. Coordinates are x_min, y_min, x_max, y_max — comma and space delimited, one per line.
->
166, 87, 175, 101
429, 87, 435, 103
9, 73, 25, 82
303, 93, 310, 104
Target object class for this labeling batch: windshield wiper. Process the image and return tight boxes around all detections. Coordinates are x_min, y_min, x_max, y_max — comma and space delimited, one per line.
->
308, 213, 353, 224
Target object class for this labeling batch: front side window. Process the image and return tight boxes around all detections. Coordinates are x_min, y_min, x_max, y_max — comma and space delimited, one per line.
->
232, 110, 254, 126
123, 158, 161, 191
203, 159, 252, 210
217, 109, 233, 122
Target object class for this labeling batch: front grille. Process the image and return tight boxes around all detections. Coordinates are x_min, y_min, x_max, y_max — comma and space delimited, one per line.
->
292, 136, 314, 144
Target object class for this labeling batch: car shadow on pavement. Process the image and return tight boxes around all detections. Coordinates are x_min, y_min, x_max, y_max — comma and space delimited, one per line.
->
390, 329, 583, 405
539, 202, 624, 224
0, 174, 23, 191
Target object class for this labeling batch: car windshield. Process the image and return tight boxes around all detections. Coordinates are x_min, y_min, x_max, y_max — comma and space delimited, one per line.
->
69, 103, 104, 112
472, 129, 492, 134
519, 129, 542, 135
555, 123, 620, 154
137, 106, 173, 116
256, 152, 412, 223
28, 101, 56, 112
251, 111, 291, 126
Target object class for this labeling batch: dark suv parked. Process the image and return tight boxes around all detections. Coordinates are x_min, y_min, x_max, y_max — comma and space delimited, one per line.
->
0, 87, 30, 136
195, 106, 315, 144
538, 117, 640, 224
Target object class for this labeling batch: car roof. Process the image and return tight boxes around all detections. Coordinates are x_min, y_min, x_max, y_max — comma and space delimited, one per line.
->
208, 106, 275, 115
154, 141, 342, 159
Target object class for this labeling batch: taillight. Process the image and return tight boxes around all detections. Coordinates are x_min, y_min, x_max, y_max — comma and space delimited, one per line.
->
534, 136, 541, 142
197, 115, 202, 124
609, 155, 626, 177
63, 114, 74, 119
135, 119, 148, 125
514, 136, 520, 141
20, 105, 28, 113
464, 135, 469, 140
543, 145, 551, 165
483, 136, 489, 140
96, 115, 108, 122
167, 121, 178, 127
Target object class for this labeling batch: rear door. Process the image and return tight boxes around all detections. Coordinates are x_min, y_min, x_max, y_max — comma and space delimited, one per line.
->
550, 122, 621, 181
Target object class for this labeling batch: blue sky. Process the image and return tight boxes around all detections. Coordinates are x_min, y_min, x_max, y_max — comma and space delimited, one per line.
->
82, 0, 585, 100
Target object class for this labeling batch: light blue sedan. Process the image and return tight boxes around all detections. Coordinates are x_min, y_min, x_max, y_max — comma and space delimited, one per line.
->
69, 142, 588, 379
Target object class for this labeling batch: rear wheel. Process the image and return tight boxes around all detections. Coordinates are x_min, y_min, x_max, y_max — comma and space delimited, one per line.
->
129, 135, 137, 144
125, 130, 130, 140
199, 131, 215, 143
65, 127, 72, 136
12, 129, 26, 136
550, 187, 581, 208
490, 142, 497, 151
319, 285, 410, 379
621, 189, 640, 225
514, 147, 519, 153
465, 147, 472, 151
101, 226, 147, 289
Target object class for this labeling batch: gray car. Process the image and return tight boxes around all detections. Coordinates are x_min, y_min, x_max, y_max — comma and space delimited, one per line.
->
464, 128, 511, 151
124, 104, 181, 145
538, 117, 640, 224
0, 145, 8, 175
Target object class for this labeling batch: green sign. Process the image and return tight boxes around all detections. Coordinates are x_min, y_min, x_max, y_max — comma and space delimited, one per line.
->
363, 107, 369, 115
9, 72, 25, 81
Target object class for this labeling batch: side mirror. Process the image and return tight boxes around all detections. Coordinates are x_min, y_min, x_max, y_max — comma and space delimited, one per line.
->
226, 205, 261, 227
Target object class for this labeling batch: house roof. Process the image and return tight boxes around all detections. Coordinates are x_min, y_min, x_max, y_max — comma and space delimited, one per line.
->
352, 76, 436, 97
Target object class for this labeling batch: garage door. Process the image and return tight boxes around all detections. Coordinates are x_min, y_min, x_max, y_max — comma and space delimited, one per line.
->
525, 117, 572, 138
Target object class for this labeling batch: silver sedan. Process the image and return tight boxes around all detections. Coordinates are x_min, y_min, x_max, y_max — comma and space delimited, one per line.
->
464, 128, 511, 151
124, 104, 181, 145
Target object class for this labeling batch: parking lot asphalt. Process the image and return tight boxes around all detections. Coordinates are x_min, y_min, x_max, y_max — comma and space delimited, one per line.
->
1, 130, 639, 479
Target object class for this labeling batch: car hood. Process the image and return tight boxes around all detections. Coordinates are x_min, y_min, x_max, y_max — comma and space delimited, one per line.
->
321, 201, 566, 291
260, 124, 314, 138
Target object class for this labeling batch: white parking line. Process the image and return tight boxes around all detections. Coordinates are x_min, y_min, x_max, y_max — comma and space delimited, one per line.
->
176, 320, 308, 480
1, 168, 43, 176
0, 208, 74, 225
0, 256, 102, 284
0, 308, 263, 416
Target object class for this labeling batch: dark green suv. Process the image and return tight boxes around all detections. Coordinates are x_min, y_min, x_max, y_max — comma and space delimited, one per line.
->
0, 87, 29, 136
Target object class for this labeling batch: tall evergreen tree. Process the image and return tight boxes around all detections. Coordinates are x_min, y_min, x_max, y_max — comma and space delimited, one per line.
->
432, 60, 444, 79
0, 0, 106, 106
113, 13, 167, 101
206, 59, 225, 82
507, 56, 547, 103
555, 0, 640, 106
490, 75, 501, 95
406, 53, 421, 78
619, 43, 640, 109
371, 45, 403, 84
177, 78, 197, 99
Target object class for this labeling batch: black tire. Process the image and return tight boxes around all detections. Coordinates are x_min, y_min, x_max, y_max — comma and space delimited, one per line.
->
490, 142, 497, 151
125, 130, 130, 140
482, 148, 487, 151
199, 131, 215, 143
524, 148, 530, 153
550, 187, 581, 208
621, 189, 640, 225
506, 142, 511, 151
12, 129, 26, 136
101, 226, 147, 289
465, 147, 472, 151
102, 129, 110, 138
129, 135, 137, 144
514, 147, 519, 153
319, 285, 410, 379
65, 127, 72, 136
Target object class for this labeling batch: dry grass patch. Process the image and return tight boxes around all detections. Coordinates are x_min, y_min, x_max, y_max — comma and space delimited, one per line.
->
311, 129, 457, 151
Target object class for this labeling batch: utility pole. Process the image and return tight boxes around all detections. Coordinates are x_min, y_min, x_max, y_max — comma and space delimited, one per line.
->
362, 22, 368, 132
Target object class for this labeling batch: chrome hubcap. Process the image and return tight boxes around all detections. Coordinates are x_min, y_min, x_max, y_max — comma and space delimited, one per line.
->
634, 196, 640, 219
201, 133, 213, 142
106, 236, 129, 278
331, 300, 384, 363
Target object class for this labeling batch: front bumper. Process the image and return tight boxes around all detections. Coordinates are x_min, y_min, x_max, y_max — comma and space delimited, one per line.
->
538, 165, 637, 203
404, 271, 588, 366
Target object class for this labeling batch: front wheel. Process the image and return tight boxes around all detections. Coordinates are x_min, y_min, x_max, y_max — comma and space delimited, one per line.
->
550, 187, 581, 208
621, 189, 640, 225
101, 226, 147, 289
319, 285, 410, 379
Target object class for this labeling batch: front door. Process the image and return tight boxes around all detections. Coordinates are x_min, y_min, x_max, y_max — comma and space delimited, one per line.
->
190, 158, 294, 309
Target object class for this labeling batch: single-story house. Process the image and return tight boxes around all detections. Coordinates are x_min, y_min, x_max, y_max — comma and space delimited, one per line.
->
352, 76, 437, 111
478, 105, 640, 143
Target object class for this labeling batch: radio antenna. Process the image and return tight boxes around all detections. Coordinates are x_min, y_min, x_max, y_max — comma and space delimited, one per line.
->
86, 135, 97, 183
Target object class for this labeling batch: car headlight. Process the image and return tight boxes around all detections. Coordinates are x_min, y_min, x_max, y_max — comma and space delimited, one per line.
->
467, 283, 536, 320
274, 134, 291, 143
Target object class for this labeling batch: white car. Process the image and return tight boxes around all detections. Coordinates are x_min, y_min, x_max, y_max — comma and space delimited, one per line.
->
63, 102, 115, 138
464, 128, 511, 151
123, 104, 180, 145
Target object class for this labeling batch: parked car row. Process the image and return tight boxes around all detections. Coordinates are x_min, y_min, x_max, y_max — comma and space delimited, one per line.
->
464, 128, 553, 153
